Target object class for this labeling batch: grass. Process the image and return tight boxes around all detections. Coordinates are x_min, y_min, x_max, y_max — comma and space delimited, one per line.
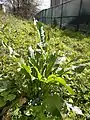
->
0, 11, 90, 119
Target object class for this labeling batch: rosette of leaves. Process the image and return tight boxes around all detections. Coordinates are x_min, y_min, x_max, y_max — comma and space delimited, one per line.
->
12, 43, 75, 119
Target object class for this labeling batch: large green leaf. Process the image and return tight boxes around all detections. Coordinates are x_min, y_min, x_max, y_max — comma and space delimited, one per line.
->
72, 64, 86, 73
30, 61, 42, 81
21, 64, 31, 76
43, 94, 63, 119
33, 66, 42, 80
6, 94, 16, 101
1, 91, 16, 102
45, 74, 75, 95
45, 54, 57, 77
65, 85, 75, 95
47, 74, 66, 86
19, 58, 32, 76
0, 97, 6, 107
1, 90, 10, 97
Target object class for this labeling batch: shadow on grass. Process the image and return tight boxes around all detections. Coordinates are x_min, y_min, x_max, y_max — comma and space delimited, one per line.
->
46, 21, 90, 40
59, 23, 90, 40
60, 28, 86, 40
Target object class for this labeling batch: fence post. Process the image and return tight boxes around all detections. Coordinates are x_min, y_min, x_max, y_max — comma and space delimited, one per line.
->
76, 0, 83, 31
41, 11, 43, 22
40, 11, 41, 22
60, 0, 63, 28
45, 9, 47, 24
51, 7, 53, 26
55, 0, 56, 5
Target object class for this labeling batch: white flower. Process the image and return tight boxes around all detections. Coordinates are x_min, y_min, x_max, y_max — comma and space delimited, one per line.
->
28, 46, 34, 58
66, 102, 83, 115
72, 106, 83, 115
33, 17, 38, 26
8, 46, 13, 55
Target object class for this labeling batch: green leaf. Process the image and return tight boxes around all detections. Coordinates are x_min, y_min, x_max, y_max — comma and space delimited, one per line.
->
19, 58, 32, 76
35, 113, 48, 120
72, 64, 86, 73
43, 94, 63, 118
0, 88, 6, 93
47, 74, 66, 86
55, 76, 66, 86
33, 66, 42, 80
46, 74, 75, 94
29, 57, 38, 68
6, 94, 16, 101
21, 64, 31, 76
65, 85, 75, 95
0, 97, 6, 107
45, 54, 57, 77
29, 61, 42, 81
1, 90, 10, 97
0, 81, 10, 92
36, 22, 43, 30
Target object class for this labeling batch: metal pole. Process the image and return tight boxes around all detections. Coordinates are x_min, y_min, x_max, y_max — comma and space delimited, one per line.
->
45, 9, 47, 24
76, 0, 83, 31
41, 11, 43, 22
51, 7, 53, 26
51, 0, 52, 7
55, 0, 56, 5
60, 0, 63, 28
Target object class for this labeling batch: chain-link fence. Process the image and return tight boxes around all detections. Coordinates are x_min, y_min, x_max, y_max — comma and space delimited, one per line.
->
36, 0, 90, 32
